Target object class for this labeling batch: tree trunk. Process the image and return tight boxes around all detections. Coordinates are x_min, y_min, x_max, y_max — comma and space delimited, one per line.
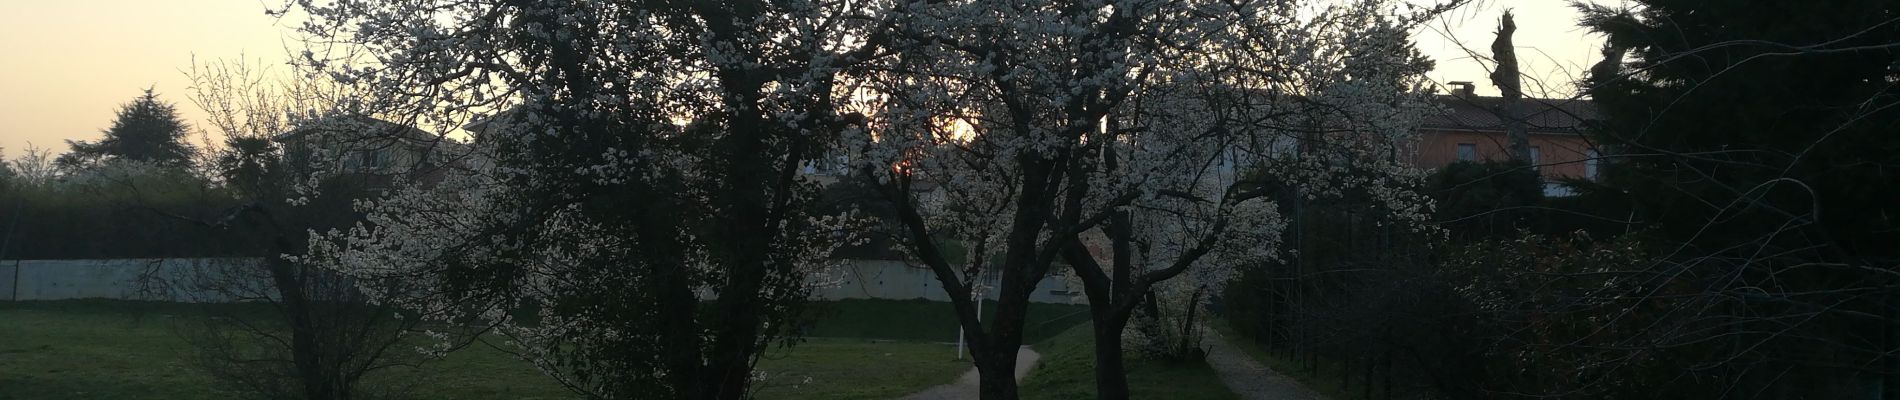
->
1363, 351, 1374, 399
1092, 316, 1133, 400
699, 75, 791, 400
976, 345, 1023, 400
1178, 287, 1204, 356
977, 281, 1038, 400
1490, 11, 1533, 164
702, 257, 767, 400
1384, 326, 1395, 400
1340, 354, 1350, 392
267, 255, 337, 400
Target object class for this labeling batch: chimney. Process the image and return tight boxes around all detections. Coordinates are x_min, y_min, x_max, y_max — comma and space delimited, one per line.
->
1448, 81, 1476, 97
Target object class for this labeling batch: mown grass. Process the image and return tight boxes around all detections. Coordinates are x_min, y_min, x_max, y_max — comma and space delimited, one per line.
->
804, 298, 1091, 343
751, 338, 968, 400
1, 302, 233, 399
0, 300, 576, 400
1019, 324, 1239, 400
0, 299, 1034, 400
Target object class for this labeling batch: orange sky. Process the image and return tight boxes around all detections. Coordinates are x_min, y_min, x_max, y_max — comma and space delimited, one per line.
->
0, 0, 1607, 160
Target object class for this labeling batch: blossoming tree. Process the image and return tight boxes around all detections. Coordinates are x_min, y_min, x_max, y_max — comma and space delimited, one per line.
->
285, 0, 899, 398
847, 0, 1444, 397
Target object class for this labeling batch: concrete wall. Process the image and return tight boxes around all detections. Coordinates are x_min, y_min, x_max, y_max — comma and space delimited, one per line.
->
2, 258, 1085, 305
0, 260, 16, 301
1, 258, 259, 302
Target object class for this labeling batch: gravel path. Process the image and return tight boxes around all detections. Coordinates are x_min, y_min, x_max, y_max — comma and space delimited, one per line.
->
899, 346, 1040, 400
1204, 330, 1328, 400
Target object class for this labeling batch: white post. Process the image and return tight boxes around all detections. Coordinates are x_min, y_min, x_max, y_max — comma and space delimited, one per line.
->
958, 281, 983, 360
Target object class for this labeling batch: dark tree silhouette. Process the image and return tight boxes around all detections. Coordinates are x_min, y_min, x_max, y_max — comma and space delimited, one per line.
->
0, 146, 14, 188
1568, 1, 1900, 397
150, 58, 443, 400
60, 88, 196, 168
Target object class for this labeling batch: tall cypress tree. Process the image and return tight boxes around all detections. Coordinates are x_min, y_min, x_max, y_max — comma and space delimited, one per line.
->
1580, 1, 1900, 397
60, 88, 195, 167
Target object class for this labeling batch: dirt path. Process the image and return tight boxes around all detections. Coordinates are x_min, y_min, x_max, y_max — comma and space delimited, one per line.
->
1204, 330, 1328, 400
898, 346, 1040, 400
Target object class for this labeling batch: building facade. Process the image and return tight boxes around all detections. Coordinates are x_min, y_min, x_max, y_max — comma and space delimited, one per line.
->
1414, 83, 1601, 195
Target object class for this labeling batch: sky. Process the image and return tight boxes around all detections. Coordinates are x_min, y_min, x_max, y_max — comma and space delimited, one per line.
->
0, 0, 1610, 161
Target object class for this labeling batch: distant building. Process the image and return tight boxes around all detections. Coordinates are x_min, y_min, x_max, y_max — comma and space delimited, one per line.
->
274, 115, 459, 190
1415, 82, 1601, 196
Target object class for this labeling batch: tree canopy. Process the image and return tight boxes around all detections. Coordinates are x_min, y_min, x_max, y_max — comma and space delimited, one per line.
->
1583, 0, 1900, 259
1577, 1, 1900, 395
60, 88, 197, 168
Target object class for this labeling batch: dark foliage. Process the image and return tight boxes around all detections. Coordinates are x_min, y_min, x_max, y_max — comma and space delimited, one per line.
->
1423, 161, 1634, 241
58, 88, 197, 168
1422, 160, 1542, 240
814, 178, 905, 260
1572, 1, 1900, 397
1220, 191, 1450, 399
0, 172, 254, 260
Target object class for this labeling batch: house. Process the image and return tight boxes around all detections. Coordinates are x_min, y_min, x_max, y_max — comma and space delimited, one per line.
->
274, 115, 458, 190
1415, 82, 1601, 196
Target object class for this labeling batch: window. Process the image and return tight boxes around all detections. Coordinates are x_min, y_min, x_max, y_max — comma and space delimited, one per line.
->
356, 149, 389, 169
1271, 136, 1299, 156
1528, 146, 1541, 165
1455, 143, 1477, 161
1585, 149, 1600, 180
1543, 182, 1576, 197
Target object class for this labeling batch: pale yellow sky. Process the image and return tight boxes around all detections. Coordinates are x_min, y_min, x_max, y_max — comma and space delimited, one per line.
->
0, 0, 1609, 160
1, 0, 301, 160
1419, 0, 1614, 98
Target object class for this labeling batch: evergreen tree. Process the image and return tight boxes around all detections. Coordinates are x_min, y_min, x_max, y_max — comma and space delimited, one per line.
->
1579, 1, 1899, 396
59, 88, 195, 168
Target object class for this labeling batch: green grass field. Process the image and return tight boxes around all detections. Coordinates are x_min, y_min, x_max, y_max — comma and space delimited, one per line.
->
1020, 325, 1239, 400
803, 298, 1091, 343
751, 339, 967, 400
0, 299, 1089, 400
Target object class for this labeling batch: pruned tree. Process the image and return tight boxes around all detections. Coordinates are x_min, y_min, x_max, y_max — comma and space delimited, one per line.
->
284, 0, 896, 398
1488, 10, 1532, 164
848, 0, 1447, 398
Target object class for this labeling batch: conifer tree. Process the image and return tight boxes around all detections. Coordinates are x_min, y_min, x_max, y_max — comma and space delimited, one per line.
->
60, 88, 195, 168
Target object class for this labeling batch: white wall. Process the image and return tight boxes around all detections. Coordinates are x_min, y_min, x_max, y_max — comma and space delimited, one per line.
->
1, 258, 258, 302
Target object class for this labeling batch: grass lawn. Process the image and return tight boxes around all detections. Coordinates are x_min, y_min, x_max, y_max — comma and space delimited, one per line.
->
0, 300, 578, 400
751, 338, 968, 400
0, 299, 1066, 400
804, 298, 1091, 343
0, 301, 234, 400
1020, 324, 1239, 400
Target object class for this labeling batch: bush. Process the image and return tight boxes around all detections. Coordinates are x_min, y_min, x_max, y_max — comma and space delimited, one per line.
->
0, 163, 255, 259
